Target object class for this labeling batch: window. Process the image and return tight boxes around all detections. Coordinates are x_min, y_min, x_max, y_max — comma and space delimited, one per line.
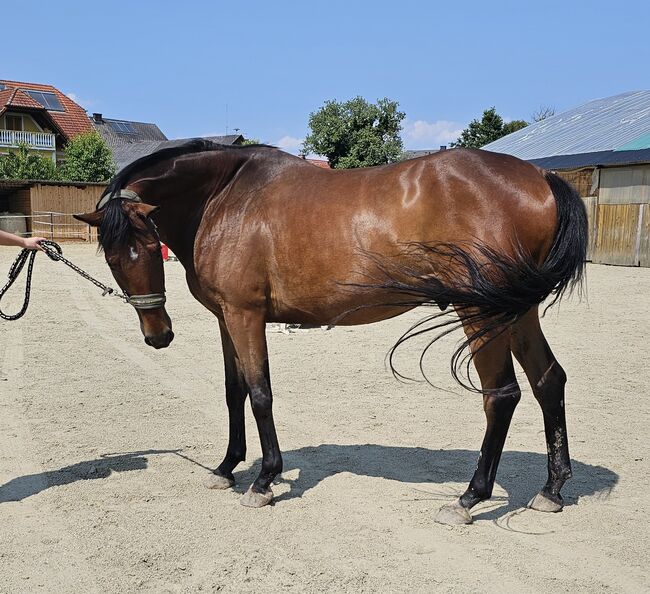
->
23, 90, 64, 111
5, 115, 22, 131
109, 120, 135, 134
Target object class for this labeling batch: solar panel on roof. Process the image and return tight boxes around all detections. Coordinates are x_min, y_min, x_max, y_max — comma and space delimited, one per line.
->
109, 120, 136, 134
23, 90, 64, 111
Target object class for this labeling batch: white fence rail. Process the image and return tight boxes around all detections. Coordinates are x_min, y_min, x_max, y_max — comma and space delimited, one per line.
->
0, 129, 56, 150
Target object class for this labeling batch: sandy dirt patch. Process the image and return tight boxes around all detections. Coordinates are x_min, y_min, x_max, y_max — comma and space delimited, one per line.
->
0, 245, 649, 593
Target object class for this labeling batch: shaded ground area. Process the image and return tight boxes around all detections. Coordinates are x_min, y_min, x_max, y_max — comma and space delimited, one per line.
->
0, 245, 648, 593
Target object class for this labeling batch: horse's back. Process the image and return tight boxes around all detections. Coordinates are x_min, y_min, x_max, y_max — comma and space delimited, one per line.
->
194, 148, 558, 323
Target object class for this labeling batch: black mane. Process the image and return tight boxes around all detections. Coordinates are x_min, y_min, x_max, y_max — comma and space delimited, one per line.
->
97, 139, 272, 251
98, 139, 271, 208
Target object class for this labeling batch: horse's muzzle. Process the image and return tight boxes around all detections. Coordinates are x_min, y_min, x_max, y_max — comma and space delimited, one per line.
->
144, 328, 174, 349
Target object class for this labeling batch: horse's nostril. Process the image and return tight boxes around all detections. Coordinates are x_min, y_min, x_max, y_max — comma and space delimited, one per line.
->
144, 336, 152, 346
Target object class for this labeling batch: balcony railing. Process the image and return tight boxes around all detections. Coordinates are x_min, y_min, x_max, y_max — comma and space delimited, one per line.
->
0, 129, 56, 150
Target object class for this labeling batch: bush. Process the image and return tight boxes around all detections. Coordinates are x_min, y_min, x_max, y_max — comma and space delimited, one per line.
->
60, 131, 115, 182
0, 143, 59, 180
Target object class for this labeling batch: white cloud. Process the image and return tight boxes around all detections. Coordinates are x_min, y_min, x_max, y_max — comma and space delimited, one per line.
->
275, 135, 303, 153
402, 119, 464, 149
65, 92, 94, 109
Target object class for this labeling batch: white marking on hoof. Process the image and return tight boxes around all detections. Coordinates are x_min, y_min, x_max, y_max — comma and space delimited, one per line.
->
434, 499, 473, 525
203, 472, 235, 490
240, 485, 273, 508
527, 492, 563, 513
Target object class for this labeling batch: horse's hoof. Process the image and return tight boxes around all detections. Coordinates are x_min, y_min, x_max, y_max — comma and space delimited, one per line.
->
527, 492, 563, 513
434, 499, 473, 525
203, 472, 235, 490
240, 486, 273, 508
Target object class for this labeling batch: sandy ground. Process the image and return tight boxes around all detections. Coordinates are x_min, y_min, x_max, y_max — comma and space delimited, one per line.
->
0, 244, 649, 593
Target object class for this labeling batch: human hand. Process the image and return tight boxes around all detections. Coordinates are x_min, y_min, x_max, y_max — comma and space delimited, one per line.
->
21, 236, 47, 251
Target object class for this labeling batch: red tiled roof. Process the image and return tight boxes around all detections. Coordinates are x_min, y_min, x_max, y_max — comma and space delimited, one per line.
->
0, 79, 92, 139
306, 158, 330, 169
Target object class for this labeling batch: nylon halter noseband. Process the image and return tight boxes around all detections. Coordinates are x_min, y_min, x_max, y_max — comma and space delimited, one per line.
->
100, 189, 167, 311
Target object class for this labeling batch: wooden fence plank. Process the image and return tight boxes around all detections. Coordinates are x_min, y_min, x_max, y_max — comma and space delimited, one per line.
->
592, 204, 643, 266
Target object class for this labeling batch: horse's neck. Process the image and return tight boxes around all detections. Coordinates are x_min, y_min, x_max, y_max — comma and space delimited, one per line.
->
132, 150, 247, 269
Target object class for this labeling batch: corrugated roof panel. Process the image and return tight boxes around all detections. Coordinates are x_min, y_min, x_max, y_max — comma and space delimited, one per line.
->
526, 148, 650, 169
483, 91, 650, 159
615, 132, 650, 151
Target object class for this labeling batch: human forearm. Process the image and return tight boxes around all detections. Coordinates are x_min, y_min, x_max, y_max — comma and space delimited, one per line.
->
0, 230, 46, 249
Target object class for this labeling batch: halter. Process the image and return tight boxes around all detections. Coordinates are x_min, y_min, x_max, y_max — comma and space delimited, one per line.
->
100, 189, 167, 311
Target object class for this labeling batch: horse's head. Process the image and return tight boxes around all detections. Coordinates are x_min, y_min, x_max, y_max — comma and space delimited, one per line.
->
74, 198, 174, 349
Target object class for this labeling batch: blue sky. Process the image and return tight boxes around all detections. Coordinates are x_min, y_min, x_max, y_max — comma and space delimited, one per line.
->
5, 1, 649, 154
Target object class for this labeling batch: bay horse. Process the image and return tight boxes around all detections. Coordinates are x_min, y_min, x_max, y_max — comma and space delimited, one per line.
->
74, 141, 587, 525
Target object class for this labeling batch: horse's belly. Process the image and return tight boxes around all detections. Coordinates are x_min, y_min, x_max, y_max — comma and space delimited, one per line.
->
267, 286, 421, 326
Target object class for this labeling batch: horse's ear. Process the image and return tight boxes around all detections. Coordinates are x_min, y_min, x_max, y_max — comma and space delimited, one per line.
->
122, 201, 159, 220
73, 211, 104, 227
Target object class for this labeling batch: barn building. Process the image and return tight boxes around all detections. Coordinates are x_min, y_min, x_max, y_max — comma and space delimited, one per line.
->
483, 91, 650, 266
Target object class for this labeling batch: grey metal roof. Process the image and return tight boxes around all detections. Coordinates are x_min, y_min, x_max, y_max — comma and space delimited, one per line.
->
527, 148, 650, 170
401, 149, 441, 160
93, 117, 168, 149
111, 135, 244, 171
482, 91, 650, 159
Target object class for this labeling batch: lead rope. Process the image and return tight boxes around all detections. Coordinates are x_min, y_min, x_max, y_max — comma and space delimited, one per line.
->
0, 240, 126, 321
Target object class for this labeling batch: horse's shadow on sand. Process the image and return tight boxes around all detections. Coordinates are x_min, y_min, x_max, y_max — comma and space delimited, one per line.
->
237, 444, 617, 520
0, 445, 617, 520
0, 449, 183, 503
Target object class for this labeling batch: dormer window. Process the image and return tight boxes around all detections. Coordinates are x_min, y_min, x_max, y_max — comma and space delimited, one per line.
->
23, 90, 64, 111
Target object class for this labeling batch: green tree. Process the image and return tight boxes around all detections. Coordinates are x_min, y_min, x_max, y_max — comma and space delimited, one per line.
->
503, 119, 528, 135
302, 96, 405, 169
452, 108, 528, 148
0, 143, 59, 180
241, 137, 261, 145
60, 131, 115, 182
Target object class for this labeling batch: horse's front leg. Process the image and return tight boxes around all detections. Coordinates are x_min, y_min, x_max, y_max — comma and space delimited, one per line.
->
204, 319, 248, 490
223, 307, 282, 508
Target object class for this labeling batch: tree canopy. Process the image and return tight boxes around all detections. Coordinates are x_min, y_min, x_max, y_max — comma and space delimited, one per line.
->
302, 97, 405, 169
452, 107, 528, 148
60, 131, 115, 182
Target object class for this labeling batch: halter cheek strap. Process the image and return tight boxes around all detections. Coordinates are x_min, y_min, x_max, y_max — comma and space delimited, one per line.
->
98, 189, 167, 310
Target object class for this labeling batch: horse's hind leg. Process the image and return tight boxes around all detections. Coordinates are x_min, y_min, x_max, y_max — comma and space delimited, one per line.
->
436, 330, 521, 525
510, 308, 571, 512
204, 319, 248, 490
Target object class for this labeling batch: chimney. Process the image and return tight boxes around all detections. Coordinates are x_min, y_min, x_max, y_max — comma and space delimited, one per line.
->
92, 113, 103, 123
439, 145, 447, 151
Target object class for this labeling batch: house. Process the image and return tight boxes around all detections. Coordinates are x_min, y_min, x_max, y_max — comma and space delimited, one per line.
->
304, 157, 330, 169
401, 147, 446, 160
91, 112, 168, 148
0, 79, 92, 164
482, 91, 650, 201
109, 134, 244, 171
482, 91, 650, 266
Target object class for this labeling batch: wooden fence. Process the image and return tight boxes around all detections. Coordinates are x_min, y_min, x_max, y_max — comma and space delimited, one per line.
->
582, 198, 650, 267
3, 182, 106, 242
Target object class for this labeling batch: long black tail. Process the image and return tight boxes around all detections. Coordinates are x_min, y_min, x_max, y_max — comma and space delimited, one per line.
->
364, 171, 588, 392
